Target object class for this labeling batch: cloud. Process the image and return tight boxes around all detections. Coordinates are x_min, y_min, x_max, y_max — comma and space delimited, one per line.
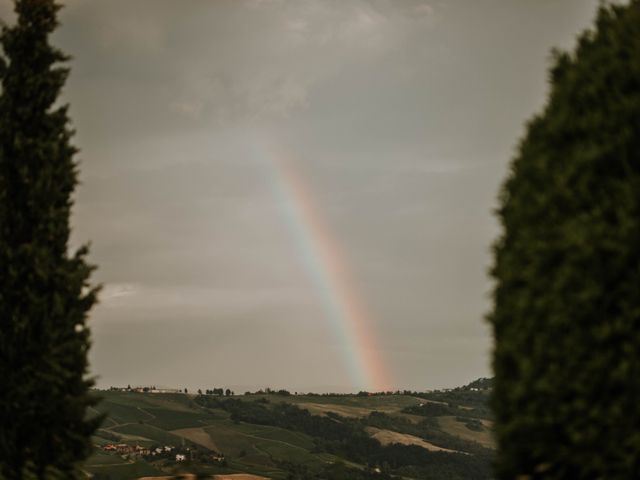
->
54, 0, 602, 390
103, 285, 308, 309
97, 17, 165, 54
414, 3, 434, 16
286, 18, 308, 35
244, 0, 285, 9
100, 283, 137, 303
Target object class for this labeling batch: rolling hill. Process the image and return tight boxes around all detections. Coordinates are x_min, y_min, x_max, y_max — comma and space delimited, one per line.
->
86, 381, 493, 479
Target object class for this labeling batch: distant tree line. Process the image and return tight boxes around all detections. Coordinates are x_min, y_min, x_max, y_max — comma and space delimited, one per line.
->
403, 401, 491, 421
202, 388, 234, 396
415, 390, 492, 420
237, 387, 430, 397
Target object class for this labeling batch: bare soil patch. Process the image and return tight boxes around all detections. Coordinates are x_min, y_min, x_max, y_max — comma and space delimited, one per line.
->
365, 427, 460, 453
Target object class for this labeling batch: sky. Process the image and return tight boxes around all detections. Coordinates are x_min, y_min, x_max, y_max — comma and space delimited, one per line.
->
0, 0, 604, 392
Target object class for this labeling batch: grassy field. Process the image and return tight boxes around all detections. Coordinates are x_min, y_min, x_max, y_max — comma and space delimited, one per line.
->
202, 419, 334, 466
112, 423, 187, 446
86, 388, 494, 479
245, 393, 425, 415
436, 415, 495, 449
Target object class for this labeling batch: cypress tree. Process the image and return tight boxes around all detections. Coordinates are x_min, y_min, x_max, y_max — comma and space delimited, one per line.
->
0, 1, 100, 478
489, 1, 640, 478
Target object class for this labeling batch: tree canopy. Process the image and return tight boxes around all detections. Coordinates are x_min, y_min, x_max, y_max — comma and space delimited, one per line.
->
489, 1, 640, 478
0, 1, 100, 478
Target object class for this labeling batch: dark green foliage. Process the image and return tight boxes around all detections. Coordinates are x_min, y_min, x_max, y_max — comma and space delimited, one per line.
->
489, 1, 640, 478
406, 389, 492, 420
0, 1, 100, 478
454, 417, 484, 432
404, 402, 471, 418
463, 378, 493, 391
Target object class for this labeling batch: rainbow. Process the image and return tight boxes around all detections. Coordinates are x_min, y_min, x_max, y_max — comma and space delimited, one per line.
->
259, 141, 392, 392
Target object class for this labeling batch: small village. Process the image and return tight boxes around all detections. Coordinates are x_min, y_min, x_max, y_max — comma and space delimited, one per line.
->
99, 443, 225, 466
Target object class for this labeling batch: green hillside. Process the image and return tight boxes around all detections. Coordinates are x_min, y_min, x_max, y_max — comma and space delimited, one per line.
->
86, 383, 494, 479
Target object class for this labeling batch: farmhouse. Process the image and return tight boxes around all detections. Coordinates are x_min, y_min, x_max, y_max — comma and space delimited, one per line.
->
101, 444, 135, 454
101, 443, 151, 456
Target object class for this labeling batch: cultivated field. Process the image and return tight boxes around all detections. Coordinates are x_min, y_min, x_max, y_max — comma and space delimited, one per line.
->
87, 387, 494, 479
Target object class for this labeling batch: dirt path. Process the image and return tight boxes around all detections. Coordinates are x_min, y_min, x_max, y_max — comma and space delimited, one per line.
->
138, 407, 156, 419
230, 431, 311, 453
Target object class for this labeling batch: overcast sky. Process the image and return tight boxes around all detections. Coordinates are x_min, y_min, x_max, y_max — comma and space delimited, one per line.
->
1, 0, 604, 392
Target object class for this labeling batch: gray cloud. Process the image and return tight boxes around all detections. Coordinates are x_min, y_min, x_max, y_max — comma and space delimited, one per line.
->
0, 0, 606, 390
